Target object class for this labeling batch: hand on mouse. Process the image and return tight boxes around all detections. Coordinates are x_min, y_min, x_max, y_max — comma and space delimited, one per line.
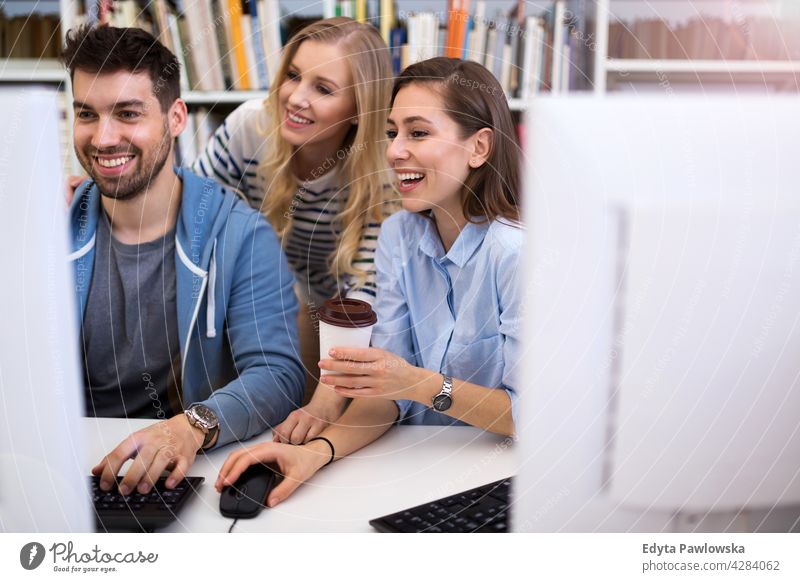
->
91, 414, 205, 496
215, 439, 332, 507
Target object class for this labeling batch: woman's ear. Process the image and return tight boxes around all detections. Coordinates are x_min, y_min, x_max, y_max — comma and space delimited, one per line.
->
468, 127, 494, 169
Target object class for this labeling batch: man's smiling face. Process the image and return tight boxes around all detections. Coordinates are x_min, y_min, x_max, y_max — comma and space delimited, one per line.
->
72, 69, 173, 200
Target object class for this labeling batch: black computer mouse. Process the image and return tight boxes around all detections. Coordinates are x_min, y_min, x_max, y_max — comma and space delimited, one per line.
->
219, 463, 277, 519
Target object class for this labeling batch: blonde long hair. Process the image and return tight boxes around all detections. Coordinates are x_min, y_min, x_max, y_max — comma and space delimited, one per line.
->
259, 17, 393, 290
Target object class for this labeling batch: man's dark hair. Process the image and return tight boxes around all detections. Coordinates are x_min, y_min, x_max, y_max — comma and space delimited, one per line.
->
61, 25, 181, 113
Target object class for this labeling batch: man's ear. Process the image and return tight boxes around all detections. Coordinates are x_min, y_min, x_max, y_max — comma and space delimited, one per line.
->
167, 98, 188, 138
469, 127, 494, 169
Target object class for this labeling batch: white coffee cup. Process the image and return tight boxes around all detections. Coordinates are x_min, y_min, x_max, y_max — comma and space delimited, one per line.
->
317, 298, 377, 374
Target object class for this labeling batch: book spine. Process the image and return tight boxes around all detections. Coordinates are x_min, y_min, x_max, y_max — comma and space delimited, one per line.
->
167, 13, 192, 91
264, 0, 282, 82
551, 0, 566, 94
355, 0, 367, 23
247, 0, 270, 90
228, 0, 251, 90
380, 0, 394, 45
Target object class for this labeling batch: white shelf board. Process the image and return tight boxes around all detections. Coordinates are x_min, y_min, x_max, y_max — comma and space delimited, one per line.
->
183, 93, 530, 111
0, 59, 65, 82
183, 90, 268, 105
606, 59, 800, 74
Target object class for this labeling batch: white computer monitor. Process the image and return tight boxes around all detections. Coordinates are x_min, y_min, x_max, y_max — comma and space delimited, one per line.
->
0, 88, 92, 532
515, 95, 800, 532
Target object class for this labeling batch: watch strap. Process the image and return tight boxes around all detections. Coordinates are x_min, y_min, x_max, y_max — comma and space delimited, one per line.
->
200, 424, 218, 449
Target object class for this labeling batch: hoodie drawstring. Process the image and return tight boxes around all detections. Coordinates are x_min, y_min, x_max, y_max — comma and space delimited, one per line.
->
206, 239, 218, 338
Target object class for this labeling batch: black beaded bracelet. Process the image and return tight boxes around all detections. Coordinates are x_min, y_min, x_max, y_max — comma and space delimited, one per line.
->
306, 436, 335, 467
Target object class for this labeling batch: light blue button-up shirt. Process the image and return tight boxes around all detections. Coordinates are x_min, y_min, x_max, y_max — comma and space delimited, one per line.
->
371, 210, 524, 427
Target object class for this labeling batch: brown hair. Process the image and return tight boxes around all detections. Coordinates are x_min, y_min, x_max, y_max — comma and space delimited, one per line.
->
259, 17, 394, 290
391, 57, 521, 224
61, 24, 181, 113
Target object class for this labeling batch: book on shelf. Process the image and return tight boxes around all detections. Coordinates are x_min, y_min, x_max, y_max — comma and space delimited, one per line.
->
550, 0, 566, 93
0, 10, 61, 60
446, 0, 470, 59
608, 15, 800, 61
260, 0, 282, 83
211, 0, 235, 90
247, 0, 270, 91
182, 0, 225, 91
379, 0, 394, 45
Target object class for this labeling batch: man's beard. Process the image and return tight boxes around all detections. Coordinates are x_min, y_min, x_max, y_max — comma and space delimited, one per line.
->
77, 128, 172, 201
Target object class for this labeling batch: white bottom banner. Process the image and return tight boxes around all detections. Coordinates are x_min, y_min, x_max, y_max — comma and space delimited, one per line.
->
1, 533, 798, 581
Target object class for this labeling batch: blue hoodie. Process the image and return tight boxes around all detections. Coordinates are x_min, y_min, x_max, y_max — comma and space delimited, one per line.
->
67, 167, 304, 448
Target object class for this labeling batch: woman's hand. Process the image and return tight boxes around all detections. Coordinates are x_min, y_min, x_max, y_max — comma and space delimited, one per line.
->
215, 440, 329, 507
318, 347, 431, 401
272, 395, 347, 444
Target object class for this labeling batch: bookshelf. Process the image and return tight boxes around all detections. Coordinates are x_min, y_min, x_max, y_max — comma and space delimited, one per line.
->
593, 0, 800, 93
2, 1, 567, 111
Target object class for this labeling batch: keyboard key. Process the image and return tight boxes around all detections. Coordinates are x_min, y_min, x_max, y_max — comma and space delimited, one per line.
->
448, 503, 467, 514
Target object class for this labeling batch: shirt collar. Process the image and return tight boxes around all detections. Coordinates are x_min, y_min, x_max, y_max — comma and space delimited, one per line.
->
419, 215, 490, 267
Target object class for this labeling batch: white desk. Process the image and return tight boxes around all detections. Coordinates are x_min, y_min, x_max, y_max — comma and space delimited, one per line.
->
83, 419, 516, 533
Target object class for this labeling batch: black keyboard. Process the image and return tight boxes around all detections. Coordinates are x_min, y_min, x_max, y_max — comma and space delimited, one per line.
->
369, 477, 512, 533
91, 475, 204, 532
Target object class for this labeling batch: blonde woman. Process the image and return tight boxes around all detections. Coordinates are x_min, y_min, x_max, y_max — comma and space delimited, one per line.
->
193, 17, 394, 443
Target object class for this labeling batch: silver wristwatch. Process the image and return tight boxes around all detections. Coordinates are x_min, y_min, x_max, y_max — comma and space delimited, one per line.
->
184, 404, 219, 450
432, 375, 454, 412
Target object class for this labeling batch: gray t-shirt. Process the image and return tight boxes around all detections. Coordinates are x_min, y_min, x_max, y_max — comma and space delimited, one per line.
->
81, 212, 180, 419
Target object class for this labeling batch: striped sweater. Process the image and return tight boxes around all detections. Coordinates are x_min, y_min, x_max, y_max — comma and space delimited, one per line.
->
192, 100, 381, 306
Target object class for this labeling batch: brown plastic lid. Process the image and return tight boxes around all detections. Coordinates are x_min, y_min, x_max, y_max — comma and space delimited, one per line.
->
317, 298, 377, 328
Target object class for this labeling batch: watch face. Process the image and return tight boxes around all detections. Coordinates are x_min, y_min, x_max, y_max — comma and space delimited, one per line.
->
432, 394, 452, 412
191, 405, 217, 427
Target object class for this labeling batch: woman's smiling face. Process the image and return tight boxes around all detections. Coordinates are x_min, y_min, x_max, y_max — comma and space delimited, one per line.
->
385, 83, 476, 222
278, 40, 358, 153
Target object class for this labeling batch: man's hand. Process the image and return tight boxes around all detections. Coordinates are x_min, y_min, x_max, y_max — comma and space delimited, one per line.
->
91, 414, 205, 495
272, 394, 347, 444
65, 175, 86, 207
